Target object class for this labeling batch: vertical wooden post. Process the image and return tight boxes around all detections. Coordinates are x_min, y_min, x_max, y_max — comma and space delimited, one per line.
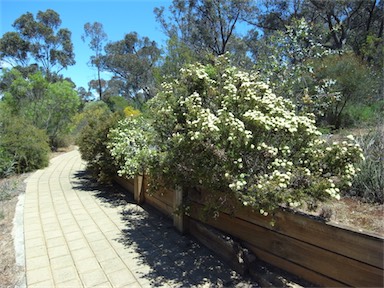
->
134, 174, 144, 204
173, 186, 186, 234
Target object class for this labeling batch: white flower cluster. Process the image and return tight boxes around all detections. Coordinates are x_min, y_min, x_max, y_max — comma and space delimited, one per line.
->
324, 179, 341, 200
147, 56, 364, 214
107, 117, 155, 178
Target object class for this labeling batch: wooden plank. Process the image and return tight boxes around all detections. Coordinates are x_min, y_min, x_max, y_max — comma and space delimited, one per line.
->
155, 187, 174, 207
142, 176, 174, 207
113, 176, 134, 194
189, 202, 384, 288
189, 219, 247, 275
244, 243, 346, 287
236, 206, 384, 269
134, 175, 144, 204
145, 193, 173, 218
173, 186, 186, 233
189, 188, 384, 269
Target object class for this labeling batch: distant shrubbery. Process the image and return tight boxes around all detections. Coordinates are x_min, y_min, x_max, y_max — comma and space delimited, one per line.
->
0, 68, 81, 177
0, 114, 50, 176
0, 147, 14, 178
2, 70, 80, 149
341, 101, 384, 128
76, 101, 124, 182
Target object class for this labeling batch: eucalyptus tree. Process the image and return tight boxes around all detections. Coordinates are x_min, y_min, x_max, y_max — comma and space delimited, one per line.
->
0, 9, 75, 79
154, 0, 257, 61
308, 0, 383, 53
248, 0, 383, 58
101, 32, 161, 107
0, 32, 29, 67
82, 22, 108, 100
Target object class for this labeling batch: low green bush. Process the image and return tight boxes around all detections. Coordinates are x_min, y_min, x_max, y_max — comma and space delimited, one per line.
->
0, 147, 15, 178
76, 102, 123, 182
0, 116, 50, 174
341, 101, 384, 128
349, 126, 384, 203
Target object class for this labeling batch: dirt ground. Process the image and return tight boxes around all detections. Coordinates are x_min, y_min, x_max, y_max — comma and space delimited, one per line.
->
0, 174, 28, 287
306, 197, 384, 236
331, 197, 383, 235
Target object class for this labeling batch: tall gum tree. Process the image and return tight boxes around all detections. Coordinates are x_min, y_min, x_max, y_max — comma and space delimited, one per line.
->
0, 9, 75, 78
154, 0, 257, 60
101, 32, 161, 107
82, 22, 108, 100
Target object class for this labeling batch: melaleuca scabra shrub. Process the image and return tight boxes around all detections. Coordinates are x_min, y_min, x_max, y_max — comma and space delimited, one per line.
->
76, 102, 123, 182
149, 55, 364, 214
107, 115, 157, 178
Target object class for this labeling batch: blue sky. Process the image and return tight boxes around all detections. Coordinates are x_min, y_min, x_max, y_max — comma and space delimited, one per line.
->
0, 0, 172, 89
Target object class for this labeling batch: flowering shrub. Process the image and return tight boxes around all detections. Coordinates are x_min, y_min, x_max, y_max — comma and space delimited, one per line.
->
123, 106, 141, 117
107, 115, 157, 178
149, 56, 363, 214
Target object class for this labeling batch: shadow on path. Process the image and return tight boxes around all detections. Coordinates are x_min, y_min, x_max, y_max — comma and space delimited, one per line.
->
72, 170, 255, 287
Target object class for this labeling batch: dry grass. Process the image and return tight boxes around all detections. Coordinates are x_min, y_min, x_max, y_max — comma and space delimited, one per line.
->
0, 174, 28, 287
297, 197, 384, 236
328, 197, 384, 235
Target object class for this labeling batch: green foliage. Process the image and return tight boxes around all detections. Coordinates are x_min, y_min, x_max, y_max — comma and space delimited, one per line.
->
102, 32, 161, 106
0, 115, 50, 174
0, 147, 15, 178
0, 31, 29, 67
154, 0, 256, 58
148, 57, 364, 214
76, 102, 122, 182
314, 53, 380, 129
361, 35, 384, 67
105, 96, 130, 113
349, 126, 384, 204
158, 36, 197, 81
82, 22, 108, 100
254, 18, 338, 118
1, 69, 80, 148
0, 9, 75, 76
342, 101, 384, 128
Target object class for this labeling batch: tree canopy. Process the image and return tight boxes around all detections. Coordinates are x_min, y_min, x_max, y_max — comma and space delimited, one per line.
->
0, 9, 75, 78
1, 69, 80, 147
82, 22, 108, 100
101, 32, 161, 107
